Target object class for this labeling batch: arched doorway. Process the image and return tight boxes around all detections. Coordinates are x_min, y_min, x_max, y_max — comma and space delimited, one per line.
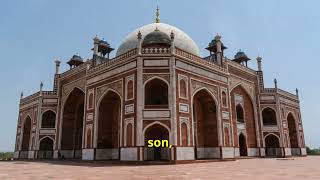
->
96, 90, 121, 160
239, 133, 247, 156
145, 78, 168, 109
38, 137, 54, 159
61, 88, 84, 159
193, 89, 219, 159
287, 113, 300, 155
265, 134, 280, 157
21, 117, 32, 153
42, 110, 56, 128
144, 123, 170, 161
262, 108, 277, 125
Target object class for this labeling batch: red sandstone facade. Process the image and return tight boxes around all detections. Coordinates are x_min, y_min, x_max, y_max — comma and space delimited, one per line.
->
14, 19, 306, 161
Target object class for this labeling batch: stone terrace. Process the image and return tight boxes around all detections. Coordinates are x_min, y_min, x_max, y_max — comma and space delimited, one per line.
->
0, 156, 319, 180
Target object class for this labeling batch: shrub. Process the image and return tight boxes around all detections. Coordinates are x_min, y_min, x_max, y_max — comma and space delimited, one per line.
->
306, 146, 320, 155
0, 152, 14, 160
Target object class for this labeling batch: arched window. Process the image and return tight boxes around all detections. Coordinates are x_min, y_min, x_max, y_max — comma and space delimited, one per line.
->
88, 93, 94, 109
31, 136, 35, 150
224, 127, 230, 146
222, 91, 227, 107
42, 110, 56, 128
127, 80, 134, 100
179, 79, 187, 98
145, 78, 168, 109
86, 128, 92, 149
181, 123, 188, 146
262, 108, 277, 125
126, 123, 133, 147
236, 104, 244, 123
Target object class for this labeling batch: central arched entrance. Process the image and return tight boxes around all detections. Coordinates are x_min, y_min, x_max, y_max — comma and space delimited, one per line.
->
61, 88, 85, 159
96, 90, 121, 160
38, 137, 54, 159
265, 134, 280, 157
144, 123, 170, 161
192, 89, 219, 159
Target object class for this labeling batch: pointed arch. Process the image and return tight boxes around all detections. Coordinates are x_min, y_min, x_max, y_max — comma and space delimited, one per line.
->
264, 133, 281, 157
191, 87, 221, 159
94, 88, 123, 149
230, 83, 255, 104
60, 87, 85, 159
239, 133, 247, 156
96, 89, 121, 149
236, 104, 244, 123
144, 77, 169, 109
179, 78, 187, 98
38, 136, 54, 159
262, 107, 277, 125
143, 121, 171, 145
41, 110, 56, 128
143, 121, 171, 161
230, 84, 257, 149
21, 116, 32, 151
287, 112, 299, 148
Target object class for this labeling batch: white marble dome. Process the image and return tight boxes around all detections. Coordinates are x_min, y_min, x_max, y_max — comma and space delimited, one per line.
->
116, 23, 200, 56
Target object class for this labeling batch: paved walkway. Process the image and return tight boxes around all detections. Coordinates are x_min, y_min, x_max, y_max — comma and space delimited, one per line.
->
0, 156, 319, 180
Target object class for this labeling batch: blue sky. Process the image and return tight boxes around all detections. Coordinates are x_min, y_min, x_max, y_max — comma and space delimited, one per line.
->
0, 0, 319, 151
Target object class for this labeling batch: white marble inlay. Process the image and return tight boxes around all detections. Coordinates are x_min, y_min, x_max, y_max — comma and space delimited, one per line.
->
144, 59, 169, 67
179, 103, 189, 113
222, 111, 230, 119
260, 95, 275, 101
143, 110, 170, 118
125, 104, 134, 114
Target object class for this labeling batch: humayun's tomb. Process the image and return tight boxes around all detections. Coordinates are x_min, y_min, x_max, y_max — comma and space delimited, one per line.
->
14, 8, 306, 161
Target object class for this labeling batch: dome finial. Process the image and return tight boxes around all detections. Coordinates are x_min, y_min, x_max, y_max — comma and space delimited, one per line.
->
155, 6, 160, 23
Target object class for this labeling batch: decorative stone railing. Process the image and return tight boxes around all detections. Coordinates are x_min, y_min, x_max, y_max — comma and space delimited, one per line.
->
20, 90, 57, 105
88, 49, 137, 74
226, 59, 257, 75
175, 48, 228, 73
262, 88, 298, 99
20, 92, 40, 104
42, 91, 56, 96
263, 88, 276, 93
278, 89, 298, 100
142, 47, 171, 54
60, 60, 90, 77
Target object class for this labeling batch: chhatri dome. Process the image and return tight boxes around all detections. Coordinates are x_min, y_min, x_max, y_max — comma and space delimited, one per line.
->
116, 7, 200, 56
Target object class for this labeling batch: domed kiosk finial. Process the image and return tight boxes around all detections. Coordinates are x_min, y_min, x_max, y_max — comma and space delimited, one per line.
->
155, 6, 160, 23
